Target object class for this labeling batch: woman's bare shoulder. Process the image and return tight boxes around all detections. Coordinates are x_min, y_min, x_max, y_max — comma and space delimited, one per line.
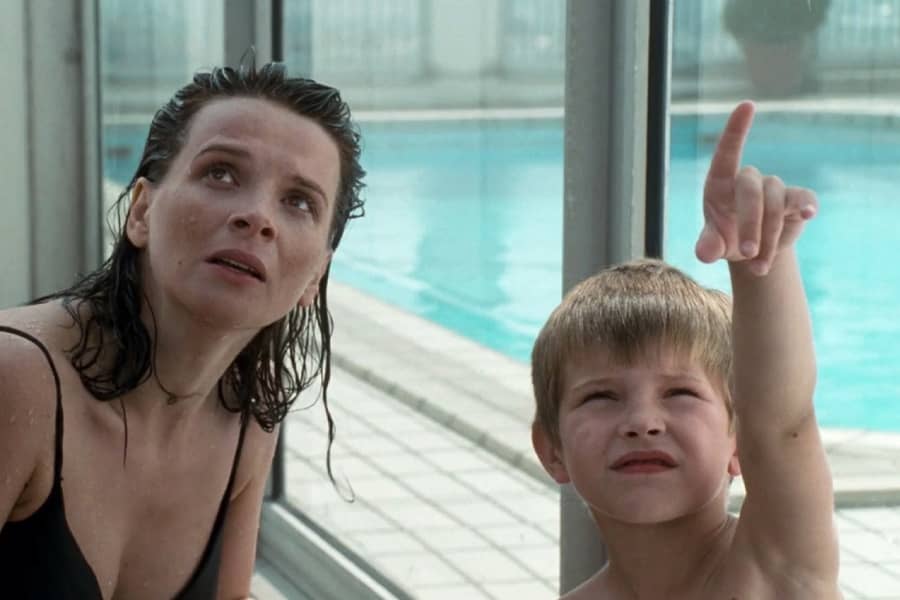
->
0, 302, 67, 385
0, 304, 64, 520
230, 416, 280, 499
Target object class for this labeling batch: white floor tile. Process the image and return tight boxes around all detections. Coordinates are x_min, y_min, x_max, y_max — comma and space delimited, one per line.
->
441, 548, 533, 583
840, 563, 900, 597
481, 580, 558, 600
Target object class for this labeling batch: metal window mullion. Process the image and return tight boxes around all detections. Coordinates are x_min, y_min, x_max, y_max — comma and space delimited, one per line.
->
24, 0, 100, 298
224, 0, 273, 68
561, 0, 651, 594
645, 0, 672, 259
82, 0, 103, 272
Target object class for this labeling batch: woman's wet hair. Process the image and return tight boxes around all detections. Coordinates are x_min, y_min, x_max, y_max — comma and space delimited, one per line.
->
35, 62, 365, 483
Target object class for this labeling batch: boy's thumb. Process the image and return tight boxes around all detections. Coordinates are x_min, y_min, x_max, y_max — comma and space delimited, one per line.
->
695, 223, 725, 263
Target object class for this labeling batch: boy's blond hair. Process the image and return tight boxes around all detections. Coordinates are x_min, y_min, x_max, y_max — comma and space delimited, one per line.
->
531, 259, 734, 447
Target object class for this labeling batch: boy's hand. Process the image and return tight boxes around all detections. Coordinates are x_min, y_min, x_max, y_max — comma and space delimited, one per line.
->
695, 101, 818, 276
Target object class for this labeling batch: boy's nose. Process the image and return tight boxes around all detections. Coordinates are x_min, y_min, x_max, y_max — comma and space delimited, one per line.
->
618, 411, 665, 438
623, 426, 663, 438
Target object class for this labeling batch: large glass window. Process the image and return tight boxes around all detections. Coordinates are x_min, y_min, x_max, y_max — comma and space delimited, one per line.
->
670, 1, 900, 430
281, 1, 564, 597
669, 1, 900, 597
99, 0, 224, 249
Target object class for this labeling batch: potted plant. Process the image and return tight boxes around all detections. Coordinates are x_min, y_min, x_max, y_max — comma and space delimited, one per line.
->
723, 0, 831, 96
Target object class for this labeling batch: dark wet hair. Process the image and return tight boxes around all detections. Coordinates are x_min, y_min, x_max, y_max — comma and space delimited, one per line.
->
36, 62, 365, 479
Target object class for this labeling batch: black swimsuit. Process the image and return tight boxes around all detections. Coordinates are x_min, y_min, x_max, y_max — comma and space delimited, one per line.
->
0, 326, 249, 599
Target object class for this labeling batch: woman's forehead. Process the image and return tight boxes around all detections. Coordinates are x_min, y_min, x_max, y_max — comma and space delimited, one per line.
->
184, 97, 328, 146
178, 96, 341, 198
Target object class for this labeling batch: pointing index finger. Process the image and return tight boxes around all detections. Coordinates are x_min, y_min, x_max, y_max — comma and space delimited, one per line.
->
708, 101, 756, 180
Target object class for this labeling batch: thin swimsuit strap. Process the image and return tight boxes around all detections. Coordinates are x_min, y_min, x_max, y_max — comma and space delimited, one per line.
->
173, 399, 252, 599
0, 325, 65, 483
0, 324, 253, 599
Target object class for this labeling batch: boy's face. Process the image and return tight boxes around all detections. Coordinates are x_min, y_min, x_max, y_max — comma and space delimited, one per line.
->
534, 344, 740, 525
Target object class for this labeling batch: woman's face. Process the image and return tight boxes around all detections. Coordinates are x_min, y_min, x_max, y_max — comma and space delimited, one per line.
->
126, 96, 340, 332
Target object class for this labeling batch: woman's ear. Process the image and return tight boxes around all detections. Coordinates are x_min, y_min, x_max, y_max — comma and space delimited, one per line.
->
126, 178, 153, 248
532, 421, 570, 484
298, 250, 333, 308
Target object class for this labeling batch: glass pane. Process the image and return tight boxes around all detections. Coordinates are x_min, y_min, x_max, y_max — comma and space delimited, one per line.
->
99, 0, 224, 252
282, 1, 564, 597
670, 1, 900, 597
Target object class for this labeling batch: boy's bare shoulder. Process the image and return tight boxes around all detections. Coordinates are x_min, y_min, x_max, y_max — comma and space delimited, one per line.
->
551, 530, 843, 600
558, 572, 604, 600
709, 520, 844, 600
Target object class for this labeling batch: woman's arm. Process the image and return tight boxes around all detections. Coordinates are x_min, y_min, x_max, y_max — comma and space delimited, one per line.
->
0, 329, 56, 528
216, 421, 279, 600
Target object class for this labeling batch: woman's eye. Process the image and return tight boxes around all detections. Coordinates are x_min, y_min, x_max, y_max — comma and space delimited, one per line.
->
206, 164, 235, 185
284, 195, 314, 214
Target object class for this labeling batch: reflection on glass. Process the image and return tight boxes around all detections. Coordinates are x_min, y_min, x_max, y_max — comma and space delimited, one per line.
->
283, 1, 563, 598
99, 0, 224, 250
670, 2, 900, 596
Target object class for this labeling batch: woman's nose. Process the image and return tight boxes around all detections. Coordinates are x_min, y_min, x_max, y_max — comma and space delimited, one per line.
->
227, 206, 276, 240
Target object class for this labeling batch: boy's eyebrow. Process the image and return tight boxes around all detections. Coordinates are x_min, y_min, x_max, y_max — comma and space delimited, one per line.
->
657, 372, 707, 384
569, 376, 617, 392
567, 371, 707, 393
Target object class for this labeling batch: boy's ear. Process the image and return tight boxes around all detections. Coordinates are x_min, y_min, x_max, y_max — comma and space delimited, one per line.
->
298, 250, 333, 308
126, 177, 153, 249
727, 448, 741, 478
532, 421, 570, 484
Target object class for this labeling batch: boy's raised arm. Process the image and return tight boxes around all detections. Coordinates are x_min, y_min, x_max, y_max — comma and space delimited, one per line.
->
699, 102, 839, 587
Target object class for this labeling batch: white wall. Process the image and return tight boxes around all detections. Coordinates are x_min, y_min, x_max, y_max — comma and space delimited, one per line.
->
0, 0, 33, 307
0, 0, 100, 307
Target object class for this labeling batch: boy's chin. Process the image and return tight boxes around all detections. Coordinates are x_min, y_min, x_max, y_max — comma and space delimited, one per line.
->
590, 495, 721, 527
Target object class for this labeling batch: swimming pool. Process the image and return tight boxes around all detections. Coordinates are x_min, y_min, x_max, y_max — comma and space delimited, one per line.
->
329, 114, 900, 432
101, 113, 900, 431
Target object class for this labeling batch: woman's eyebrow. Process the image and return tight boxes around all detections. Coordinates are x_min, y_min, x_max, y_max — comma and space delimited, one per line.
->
195, 142, 252, 160
195, 142, 329, 202
287, 174, 328, 203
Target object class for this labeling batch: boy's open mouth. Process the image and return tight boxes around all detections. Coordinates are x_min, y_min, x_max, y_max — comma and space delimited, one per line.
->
611, 450, 677, 472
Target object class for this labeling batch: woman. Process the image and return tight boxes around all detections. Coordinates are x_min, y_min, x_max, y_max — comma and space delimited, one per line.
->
0, 62, 365, 599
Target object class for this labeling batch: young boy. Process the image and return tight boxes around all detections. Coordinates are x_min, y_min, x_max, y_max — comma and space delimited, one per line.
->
531, 102, 841, 599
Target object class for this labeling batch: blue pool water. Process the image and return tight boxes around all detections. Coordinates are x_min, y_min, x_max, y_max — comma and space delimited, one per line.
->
102, 115, 900, 431
333, 115, 900, 432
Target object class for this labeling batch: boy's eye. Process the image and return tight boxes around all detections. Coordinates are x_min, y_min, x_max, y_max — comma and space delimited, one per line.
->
583, 391, 617, 403
666, 387, 699, 399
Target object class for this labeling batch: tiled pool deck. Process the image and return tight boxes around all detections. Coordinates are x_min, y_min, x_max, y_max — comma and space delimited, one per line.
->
262, 282, 900, 600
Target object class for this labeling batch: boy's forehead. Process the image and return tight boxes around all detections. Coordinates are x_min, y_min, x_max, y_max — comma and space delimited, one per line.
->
562, 341, 712, 388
